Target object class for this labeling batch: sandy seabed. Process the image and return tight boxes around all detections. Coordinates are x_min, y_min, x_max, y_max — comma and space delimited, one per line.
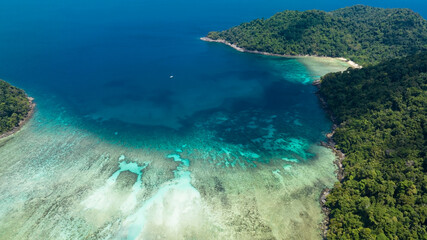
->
0, 53, 351, 240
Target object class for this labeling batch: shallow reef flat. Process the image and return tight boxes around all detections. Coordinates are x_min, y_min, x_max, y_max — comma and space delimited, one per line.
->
0, 59, 350, 240
0, 116, 335, 239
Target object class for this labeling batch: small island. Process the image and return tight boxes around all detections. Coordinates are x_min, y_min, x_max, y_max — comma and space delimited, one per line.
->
0, 80, 35, 139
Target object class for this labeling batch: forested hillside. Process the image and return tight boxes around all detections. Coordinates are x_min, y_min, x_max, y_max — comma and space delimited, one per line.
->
207, 5, 427, 65
319, 52, 427, 239
0, 80, 31, 135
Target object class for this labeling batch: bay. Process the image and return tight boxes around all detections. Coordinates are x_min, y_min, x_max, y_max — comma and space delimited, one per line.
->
0, 0, 425, 239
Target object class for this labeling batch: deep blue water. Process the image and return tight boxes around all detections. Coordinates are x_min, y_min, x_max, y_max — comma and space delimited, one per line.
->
0, 0, 426, 145
0, 1, 427, 238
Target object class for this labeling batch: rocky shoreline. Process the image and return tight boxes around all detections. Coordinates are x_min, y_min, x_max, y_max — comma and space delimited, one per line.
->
0, 97, 35, 140
203, 35, 351, 239
314, 81, 345, 239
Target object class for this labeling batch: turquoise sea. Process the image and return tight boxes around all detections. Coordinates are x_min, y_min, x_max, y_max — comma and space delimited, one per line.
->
0, 0, 426, 239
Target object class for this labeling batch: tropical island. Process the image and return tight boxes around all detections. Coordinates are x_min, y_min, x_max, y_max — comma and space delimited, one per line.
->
320, 52, 426, 239
205, 5, 427, 66
0, 80, 34, 139
204, 5, 427, 240
0, 3, 425, 239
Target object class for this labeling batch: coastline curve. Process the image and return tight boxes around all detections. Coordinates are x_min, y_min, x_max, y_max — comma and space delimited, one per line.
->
201, 37, 362, 69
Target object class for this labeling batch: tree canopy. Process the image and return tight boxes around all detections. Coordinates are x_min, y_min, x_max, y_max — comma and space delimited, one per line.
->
319, 52, 427, 239
0, 80, 31, 135
207, 5, 427, 66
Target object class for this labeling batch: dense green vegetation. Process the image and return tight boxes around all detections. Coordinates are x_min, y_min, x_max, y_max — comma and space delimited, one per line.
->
0, 80, 31, 135
207, 5, 427, 238
319, 52, 427, 239
207, 5, 427, 66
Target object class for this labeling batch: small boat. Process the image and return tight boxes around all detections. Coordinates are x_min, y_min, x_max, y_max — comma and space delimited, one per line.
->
169, 75, 174, 79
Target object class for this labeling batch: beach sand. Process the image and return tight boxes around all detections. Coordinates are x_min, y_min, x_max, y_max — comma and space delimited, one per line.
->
201, 37, 362, 71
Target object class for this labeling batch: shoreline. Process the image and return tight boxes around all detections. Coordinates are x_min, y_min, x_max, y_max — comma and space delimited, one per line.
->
0, 97, 36, 140
314, 83, 345, 239
202, 36, 347, 239
201, 37, 362, 69
202, 35, 347, 180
